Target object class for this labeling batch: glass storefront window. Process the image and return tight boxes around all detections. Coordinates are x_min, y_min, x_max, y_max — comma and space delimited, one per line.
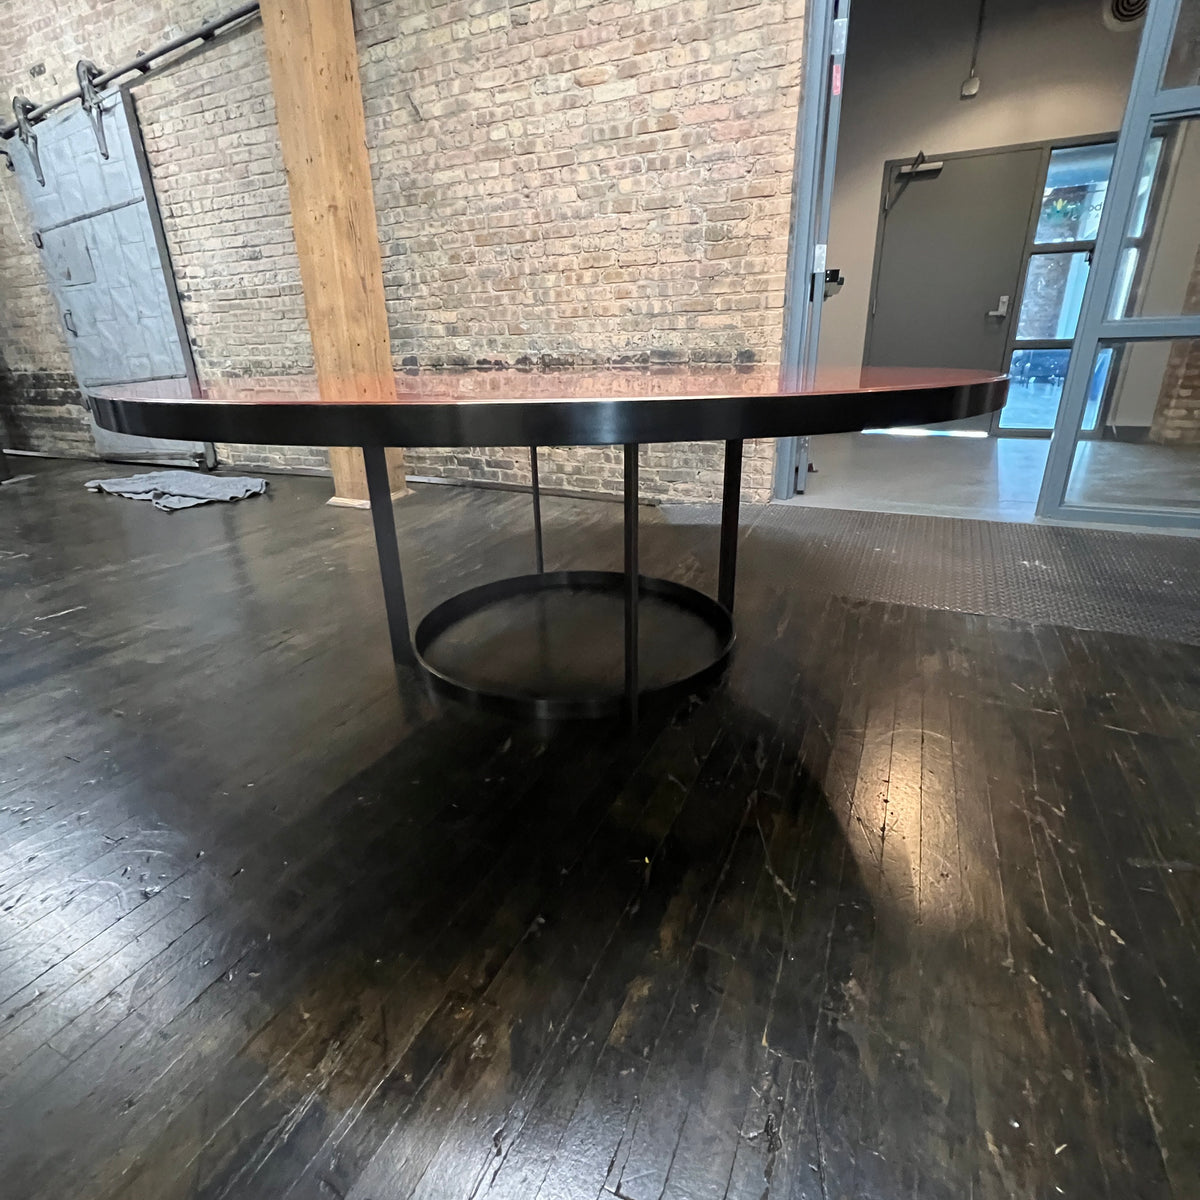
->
1002, 347, 1111, 431
1035, 143, 1115, 244
1066, 339, 1200, 510
1163, 0, 1200, 90
1110, 120, 1200, 320
1016, 253, 1091, 340
1128, 138, 1164, 239
1036, 0, 1200, 527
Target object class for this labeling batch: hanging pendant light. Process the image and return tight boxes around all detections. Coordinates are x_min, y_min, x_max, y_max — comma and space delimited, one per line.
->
961, 0, 987, 99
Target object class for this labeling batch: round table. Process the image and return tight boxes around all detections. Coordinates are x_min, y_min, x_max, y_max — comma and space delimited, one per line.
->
88, 366, 1007, 720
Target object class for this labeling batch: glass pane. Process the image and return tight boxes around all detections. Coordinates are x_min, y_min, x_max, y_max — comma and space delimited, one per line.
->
1066, 339, 1200, 511
1111, 246, 1139, 318
1163, 0, 1200, 89
1088, 346, 1116, 432
1035, 143, 1114, 244
1129, 138, 1163, 239
1015, 253, 1090, 340
1002, 347, 1110, 431
1003, 349, 1069, 429
1110, 119, 1200, 319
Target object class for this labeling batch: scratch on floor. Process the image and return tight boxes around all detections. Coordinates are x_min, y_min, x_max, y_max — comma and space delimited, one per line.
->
1127, 857, 1198, 873
753, 813, 796, 904
34, 606, 87, 621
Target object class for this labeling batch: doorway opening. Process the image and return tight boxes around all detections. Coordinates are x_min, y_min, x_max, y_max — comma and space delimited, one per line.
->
778, 0, 1187, 521
860, 134, 1149, 441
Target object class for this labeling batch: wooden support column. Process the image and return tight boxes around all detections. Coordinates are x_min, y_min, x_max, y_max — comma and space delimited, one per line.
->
260, 0, 405, 506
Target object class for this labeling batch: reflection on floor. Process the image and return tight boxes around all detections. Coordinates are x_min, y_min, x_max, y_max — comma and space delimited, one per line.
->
792, 433, 1200, 523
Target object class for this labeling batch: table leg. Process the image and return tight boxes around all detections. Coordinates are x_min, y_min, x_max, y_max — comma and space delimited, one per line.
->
624, 443, 640, 723
530, 446, 545, 574
363, 444, 415, 668
718, 439, 743, 612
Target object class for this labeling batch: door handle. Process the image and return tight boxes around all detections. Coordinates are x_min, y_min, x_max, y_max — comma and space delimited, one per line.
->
63, 309, 77, 336
986, 294, 1010, 319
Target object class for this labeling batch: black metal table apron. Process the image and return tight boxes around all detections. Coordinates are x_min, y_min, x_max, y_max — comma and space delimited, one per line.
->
87, 367, 1009, 720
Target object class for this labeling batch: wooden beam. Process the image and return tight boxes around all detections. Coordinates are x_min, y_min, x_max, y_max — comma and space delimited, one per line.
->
259, 0, 405, 505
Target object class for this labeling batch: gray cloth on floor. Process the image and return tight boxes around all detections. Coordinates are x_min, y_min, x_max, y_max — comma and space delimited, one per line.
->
85, 470, 268, 511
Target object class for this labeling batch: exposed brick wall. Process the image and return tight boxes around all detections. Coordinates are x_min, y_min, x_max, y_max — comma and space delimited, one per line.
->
0, 131, 88, 454
362, 0, 801, 500
132, 24, 325, 474
0, 360, 92, 457
0, 0, 805, 501
360, 0, 801, 364
135, 28, 314, 381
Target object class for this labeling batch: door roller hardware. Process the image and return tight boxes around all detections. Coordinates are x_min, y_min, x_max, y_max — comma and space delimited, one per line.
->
12, 96, 43, 186
76, 61, 109, 160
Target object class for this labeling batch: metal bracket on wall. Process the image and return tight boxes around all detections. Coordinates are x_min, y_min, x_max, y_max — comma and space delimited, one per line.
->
884, 151, 944, 215
12, 96, 43, 185
76, 60, 109, 159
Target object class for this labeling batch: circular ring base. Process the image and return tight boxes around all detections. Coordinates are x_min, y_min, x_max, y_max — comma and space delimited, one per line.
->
413, 570, 734, 720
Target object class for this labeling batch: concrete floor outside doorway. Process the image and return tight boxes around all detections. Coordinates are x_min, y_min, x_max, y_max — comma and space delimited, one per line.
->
786, 433, 1200, 525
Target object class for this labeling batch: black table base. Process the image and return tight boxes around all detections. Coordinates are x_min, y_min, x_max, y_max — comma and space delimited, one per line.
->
363, 441, 744, 720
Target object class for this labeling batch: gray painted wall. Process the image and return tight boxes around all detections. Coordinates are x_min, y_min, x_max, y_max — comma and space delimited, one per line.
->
819, 0, 1142, 371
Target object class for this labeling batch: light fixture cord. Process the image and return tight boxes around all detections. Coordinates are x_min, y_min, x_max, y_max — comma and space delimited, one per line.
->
968, 0, 987, 78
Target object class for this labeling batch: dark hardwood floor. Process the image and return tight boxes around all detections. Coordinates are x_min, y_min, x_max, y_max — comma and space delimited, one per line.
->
2, 458, 1198, 1200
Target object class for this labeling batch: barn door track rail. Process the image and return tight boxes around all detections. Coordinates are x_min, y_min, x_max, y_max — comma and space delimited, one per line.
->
1, 0, 260, 184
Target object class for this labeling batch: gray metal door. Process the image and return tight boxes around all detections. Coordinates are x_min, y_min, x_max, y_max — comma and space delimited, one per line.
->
9, 88, 206, 465
865, 149, 1044, 426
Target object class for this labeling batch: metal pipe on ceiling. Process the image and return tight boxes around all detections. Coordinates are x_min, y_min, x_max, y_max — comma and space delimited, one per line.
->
1, 1, 261, 140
